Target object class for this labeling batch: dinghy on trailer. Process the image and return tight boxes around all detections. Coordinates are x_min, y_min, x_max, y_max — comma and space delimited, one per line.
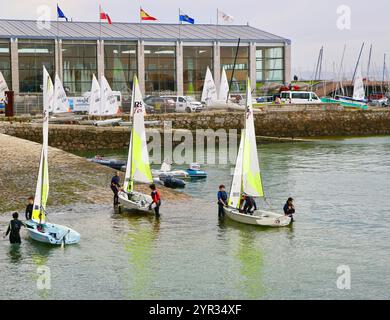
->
26, 67, 81, 245
118, 75, 154, 214
223, 78, 291, 227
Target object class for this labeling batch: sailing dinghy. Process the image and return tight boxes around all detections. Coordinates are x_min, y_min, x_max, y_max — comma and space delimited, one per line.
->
118, 75, 154, 213
25, 67, 80, 245
223, 78, 291, 227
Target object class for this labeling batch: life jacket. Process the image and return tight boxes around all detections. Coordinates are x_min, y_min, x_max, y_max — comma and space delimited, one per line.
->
151, 190, 161, 203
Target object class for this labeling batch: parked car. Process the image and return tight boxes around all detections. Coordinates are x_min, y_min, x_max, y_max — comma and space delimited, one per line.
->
256, 96, 274, 103
143, 96, 176, 113
163, 96, 204, 113
280, 91, 322, 104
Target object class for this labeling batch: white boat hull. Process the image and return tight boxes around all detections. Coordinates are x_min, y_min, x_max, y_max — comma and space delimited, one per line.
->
223, 207, 291, 227
25, 220, 80, 245
118, 191, 154, 214
152, 169, 189, 179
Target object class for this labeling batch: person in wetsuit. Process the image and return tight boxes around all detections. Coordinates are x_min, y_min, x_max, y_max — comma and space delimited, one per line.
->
111, 171, 121, 206
242, 194, 257, 215
3, 212, 25, 244
217, 185, 228, 218
283, 197, 295, 221
25, 196, 34, 220
149, 184, 161, 218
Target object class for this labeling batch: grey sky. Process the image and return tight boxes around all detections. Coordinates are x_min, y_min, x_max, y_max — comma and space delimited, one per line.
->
1, 0, 389, 79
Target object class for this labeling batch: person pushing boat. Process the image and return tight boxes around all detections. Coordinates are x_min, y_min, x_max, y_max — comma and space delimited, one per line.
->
25, 196, 34, 220
3, 212, 25, 244
111, 171, 121, 207
283, 197, 295, 221
149, 184, 161, 217
217, 185, 228, 218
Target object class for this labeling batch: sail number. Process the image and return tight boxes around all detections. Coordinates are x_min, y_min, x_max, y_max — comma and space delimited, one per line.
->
134, 101, 143, 113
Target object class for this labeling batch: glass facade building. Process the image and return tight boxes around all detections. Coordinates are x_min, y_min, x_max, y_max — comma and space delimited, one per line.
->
0, 40, 11, 89
0, 20, 291, 97
18, 39, 55, 93
104, 42, 137, 93
144, 46, 176, 94
220, 46, 249, 93
183, 46, 213, 96
256, 47, 285, 88
62, 41, 97, 94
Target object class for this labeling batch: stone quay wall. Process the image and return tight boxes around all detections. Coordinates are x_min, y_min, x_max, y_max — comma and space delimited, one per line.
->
1, 109, 390, 151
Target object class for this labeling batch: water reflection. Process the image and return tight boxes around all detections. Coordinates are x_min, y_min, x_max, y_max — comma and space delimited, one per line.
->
121, 214, 160, 299
7, 244, 22, 264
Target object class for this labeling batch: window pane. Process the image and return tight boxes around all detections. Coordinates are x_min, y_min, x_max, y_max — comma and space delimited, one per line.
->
145, 46, 176, 94
62, 41, 97, 94
18, 40, 55, 93
183, 46, 213, 96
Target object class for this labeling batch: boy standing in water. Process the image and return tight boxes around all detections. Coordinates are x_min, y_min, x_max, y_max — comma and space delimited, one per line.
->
283, 197, 295, 221
3, 212, 25, 244
149, 184, 161, 218
217, 185, 228, 218
110, 171, 121, 206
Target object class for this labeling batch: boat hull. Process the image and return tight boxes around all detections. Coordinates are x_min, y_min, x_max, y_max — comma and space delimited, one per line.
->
152, 169, 189, 179
118, 191, 154, 214
223, 207, 291, 227
186, 169, 207, 179
25, 220, 80, 245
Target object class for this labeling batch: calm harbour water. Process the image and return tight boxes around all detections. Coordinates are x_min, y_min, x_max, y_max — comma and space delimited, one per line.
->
1, 136, 390, 299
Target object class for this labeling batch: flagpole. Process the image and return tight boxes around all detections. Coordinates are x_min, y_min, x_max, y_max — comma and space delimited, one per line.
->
178, 8, 181, 40
140, 6, 143, 41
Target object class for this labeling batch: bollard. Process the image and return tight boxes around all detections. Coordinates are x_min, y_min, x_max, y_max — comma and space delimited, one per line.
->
5, 90, 14, 117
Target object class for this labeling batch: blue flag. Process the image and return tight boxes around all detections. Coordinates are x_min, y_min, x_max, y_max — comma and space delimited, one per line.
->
57, 5, 68, 21
179, 14, 194, 24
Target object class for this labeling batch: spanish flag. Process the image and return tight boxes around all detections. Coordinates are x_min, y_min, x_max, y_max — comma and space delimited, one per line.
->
140, 8, 157, 21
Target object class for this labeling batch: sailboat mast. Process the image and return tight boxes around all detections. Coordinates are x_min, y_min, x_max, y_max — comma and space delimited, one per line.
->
352, 42, 365, 84
128, 80, 136, 192
366, 44, 372, 97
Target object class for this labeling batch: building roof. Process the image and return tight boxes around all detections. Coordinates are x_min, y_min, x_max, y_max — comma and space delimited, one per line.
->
0, 19, 290, 44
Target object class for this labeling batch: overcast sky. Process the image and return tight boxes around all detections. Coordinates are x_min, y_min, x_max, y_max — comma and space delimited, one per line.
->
1, 0, 389, 79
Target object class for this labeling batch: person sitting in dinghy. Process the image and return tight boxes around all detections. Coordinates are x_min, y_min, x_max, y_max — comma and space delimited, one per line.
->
241, 193, 257, 215
283, 198, 295, 220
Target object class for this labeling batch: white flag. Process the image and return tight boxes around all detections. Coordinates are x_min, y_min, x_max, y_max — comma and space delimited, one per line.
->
218, 10, 234, 23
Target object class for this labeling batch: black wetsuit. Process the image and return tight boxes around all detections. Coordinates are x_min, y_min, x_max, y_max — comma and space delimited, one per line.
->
5, 219, 24, 244
25, 203, 33, 220
283, 202, 295, 221
111, 176, 121, 206
243, 196, 257, 214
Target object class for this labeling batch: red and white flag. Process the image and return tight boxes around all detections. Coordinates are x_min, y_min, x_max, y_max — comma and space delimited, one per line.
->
100, 6, 112, 24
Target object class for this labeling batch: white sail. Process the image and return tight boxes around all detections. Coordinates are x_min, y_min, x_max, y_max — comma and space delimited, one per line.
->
100, 75, 118, 116
53, 73, 70, 113
124, 75, 153, 192
218, 67, 229, 101
353, 64, 365, 101
89, 74, 101, 115
229, 130, 244, 208
0, 71, 9, 102
201, 66, 218, 106
32, 67, 51, 224
43, 66, 54, 113
242, 78, 264, 198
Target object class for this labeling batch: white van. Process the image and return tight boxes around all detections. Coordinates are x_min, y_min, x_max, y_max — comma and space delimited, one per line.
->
163, 96, 204, 113
280, 91, 321, 104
